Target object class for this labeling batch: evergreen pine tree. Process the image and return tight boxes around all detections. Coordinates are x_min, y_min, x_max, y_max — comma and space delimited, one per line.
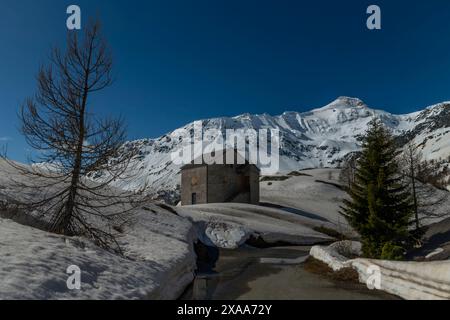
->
340, 119, 414, 259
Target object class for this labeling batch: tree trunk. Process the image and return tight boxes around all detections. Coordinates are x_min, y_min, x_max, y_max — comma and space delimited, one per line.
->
60, 45, 93, 233
411, 160, 419, 230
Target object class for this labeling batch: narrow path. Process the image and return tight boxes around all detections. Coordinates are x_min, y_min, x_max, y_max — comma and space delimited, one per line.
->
182, 246, 398, 300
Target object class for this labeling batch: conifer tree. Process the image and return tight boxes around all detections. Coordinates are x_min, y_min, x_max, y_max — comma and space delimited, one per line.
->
340, 119, 414, 259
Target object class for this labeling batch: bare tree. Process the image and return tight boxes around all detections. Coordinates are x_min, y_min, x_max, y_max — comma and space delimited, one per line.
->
401, 142, 448, 232
3, 21, 143, 253
339, 153, 358, 190
404, 143, 420, 230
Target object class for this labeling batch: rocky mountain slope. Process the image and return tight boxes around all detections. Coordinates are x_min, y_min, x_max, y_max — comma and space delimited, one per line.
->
90, 97, 450, 203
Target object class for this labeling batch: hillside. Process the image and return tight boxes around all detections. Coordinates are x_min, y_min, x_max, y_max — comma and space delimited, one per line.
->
90, 97, 450, 203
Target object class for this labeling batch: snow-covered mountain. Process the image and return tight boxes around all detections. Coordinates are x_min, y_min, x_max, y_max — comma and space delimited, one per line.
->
91, 97, 450, 203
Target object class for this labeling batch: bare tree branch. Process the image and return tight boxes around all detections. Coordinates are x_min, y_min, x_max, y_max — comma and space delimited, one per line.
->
1, 20, 146, 253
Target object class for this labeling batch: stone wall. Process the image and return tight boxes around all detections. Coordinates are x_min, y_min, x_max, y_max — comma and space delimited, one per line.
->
207, 165, 240, 203
181, 164, 260, 205
181, 166, 208, 205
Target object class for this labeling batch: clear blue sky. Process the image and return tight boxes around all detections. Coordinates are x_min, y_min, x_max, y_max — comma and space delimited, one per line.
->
2, 0, 450, 161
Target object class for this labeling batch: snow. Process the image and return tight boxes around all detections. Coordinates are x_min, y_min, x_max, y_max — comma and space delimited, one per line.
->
0, 160, 336, 298
311, 241, 450, 300
352, 259, 450, 300
261, 168, 450, 233
415, 182, 450, 225
204, 221, 249, 249
91, 96, 427, 200
177, 202, 332, 249
0, 159, 198, 300
310, 241, 361, 271
425, 248, 445, 259
0, 158, 337, 299
260, 168, 354, 234
86, 96, 450, 200
2, 95, 450, 299
0, 203, 197, 300
410, 127, 450, 162
0, 202, 195, 300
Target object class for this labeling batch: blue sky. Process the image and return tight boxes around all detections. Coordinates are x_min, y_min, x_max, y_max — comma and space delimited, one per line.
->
2, 0, 450, 161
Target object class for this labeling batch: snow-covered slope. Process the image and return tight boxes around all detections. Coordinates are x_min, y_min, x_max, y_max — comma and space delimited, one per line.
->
260, 168, 450, 235
0, 159, 198, 299
0, 159, 342, 299
0, 203, 197, 300
260, 169, 351, 233
92, 97, 450, 202
177, 202, 333, 249
400, 102, 450, 162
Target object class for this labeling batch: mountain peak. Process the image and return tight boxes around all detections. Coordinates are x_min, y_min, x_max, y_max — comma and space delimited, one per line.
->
96, 97, 450, 199
329, 96, 366, 108
311, 97, 367, 113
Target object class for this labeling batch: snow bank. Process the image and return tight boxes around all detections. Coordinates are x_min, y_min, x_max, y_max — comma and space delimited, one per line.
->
310, 241, 450, 300
260, 168, 449, 238
178, 203, 332, 249
310, 241, 361, 271
0, 203, 197, 300
352, 259, 450, 300
0, 159, 199, 300
260, 169, 354, 234
200, 220, 250, 249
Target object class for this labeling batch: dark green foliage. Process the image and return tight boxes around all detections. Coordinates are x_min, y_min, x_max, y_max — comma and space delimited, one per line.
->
340, 119, 414, 259
380, 241, 405, 261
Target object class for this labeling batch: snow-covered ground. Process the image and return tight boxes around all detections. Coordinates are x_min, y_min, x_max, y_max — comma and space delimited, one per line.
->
260, 168, 353, 234
410, 217, 450, 261
310, 241, 362, 271
0, 159, 198, 300
178, 202, 332, 249
261, 168, 450, 235
0, 158, 340, 299
0, 203, 197, 300
311, 241, 450, 300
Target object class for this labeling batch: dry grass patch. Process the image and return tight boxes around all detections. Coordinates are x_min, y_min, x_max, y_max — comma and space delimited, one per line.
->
313, 226, 348, 241
303, 257, 359, 283
260, 175, 291, 182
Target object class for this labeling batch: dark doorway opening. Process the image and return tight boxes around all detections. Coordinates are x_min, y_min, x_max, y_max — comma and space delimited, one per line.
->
239, 176, 250, 192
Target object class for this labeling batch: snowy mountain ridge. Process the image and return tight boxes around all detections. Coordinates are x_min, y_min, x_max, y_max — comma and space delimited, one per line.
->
92, 97, 450, 203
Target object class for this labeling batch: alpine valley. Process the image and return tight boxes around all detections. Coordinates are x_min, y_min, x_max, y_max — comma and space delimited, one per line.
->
91, 97, 450, 204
